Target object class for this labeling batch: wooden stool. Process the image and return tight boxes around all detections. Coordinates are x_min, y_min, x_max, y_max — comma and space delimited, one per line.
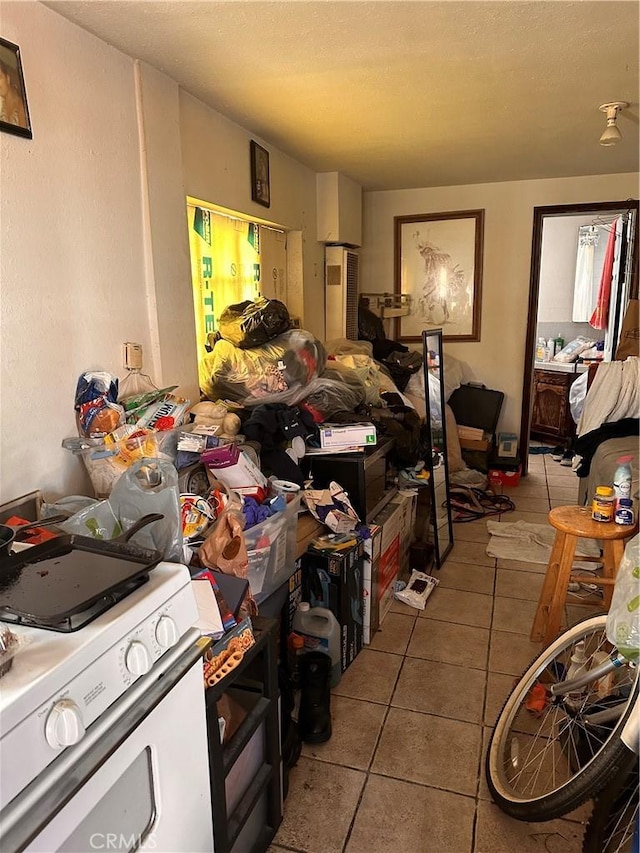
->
530, 505, 637, 646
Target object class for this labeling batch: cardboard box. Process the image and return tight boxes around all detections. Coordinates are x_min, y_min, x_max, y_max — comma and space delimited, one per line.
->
458, 432, 493, 451
284, 559, 303, 638
302, 540, 364, 673
488, 467, 522, 488
362, 524, 382, 645
372, 500, 403, 625
391, 492, 417, 544
497, 432, 518, 458
318, 423, 377, 449
391, 492, 417, 575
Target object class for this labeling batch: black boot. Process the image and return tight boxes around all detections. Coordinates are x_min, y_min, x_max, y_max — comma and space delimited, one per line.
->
298, 652, 332, 744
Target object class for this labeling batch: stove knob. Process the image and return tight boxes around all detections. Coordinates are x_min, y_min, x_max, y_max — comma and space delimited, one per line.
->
125, 640, 151, 676
155, 615, 179, 648
45, 700, 85, 749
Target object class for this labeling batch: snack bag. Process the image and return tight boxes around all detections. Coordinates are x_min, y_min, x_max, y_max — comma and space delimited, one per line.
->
75, 371, 125, 438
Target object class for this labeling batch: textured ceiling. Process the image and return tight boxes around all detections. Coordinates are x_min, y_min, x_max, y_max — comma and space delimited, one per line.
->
46, 0, 640, 190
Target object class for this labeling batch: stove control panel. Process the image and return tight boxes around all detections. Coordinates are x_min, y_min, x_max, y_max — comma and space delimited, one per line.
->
45, 699, 85, 749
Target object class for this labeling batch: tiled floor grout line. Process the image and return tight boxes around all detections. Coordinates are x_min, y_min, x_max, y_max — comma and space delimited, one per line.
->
340, 621, 417, 853
278, 454, 593, 853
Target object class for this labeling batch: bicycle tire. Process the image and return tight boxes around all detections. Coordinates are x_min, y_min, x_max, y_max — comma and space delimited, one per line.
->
582, 751, 639, 853
486, 614, 638, 822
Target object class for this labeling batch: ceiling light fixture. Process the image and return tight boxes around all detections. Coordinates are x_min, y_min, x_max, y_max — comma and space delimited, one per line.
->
598, 101, 628, 146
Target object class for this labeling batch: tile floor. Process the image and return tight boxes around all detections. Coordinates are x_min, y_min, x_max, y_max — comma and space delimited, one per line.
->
271, 451, 601, 853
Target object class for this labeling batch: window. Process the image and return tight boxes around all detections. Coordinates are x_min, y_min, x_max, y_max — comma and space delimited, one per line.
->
187, 202, 286, 359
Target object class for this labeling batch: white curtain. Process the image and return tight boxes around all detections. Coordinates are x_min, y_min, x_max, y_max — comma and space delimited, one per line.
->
572, 225, 598, 321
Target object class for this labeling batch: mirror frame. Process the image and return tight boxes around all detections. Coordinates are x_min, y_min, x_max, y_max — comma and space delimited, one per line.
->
422, 328, 454, 569
519, 199, 639, 475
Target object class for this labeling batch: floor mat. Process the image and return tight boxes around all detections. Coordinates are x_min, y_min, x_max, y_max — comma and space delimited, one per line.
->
486, 520, 602, 566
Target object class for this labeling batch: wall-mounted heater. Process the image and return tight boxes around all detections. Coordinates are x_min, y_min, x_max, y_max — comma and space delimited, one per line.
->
325, 246, 359, 340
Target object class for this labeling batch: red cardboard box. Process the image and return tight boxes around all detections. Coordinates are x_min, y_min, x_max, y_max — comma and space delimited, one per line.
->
488, 467, 521, 488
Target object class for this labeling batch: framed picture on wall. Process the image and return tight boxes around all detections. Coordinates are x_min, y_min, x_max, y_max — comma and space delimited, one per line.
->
394, 209, 484, 342
250, 140, 270, 208
0, 37, 32, 139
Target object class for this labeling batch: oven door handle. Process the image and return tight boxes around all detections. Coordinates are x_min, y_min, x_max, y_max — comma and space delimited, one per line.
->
0, 627, 210, 853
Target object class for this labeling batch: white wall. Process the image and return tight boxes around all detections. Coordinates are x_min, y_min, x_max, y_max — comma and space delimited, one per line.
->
538, 214, 600, 322
0, 1, 323, 503
179, 93, 324, 340
0, 1, 149, 501
361, 174, 639, 434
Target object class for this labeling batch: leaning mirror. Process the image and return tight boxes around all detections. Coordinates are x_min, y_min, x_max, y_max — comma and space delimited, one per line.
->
422, 328, 454, 569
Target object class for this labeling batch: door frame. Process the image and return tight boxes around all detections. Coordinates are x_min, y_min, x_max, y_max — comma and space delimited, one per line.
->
519, 199, 639, 475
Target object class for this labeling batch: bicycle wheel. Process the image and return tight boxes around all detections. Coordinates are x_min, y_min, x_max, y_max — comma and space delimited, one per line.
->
486, 614, 638, 821
583, 752, 639, 853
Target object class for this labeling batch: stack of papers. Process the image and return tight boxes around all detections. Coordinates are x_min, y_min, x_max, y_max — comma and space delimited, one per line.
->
191, 579, 224, 639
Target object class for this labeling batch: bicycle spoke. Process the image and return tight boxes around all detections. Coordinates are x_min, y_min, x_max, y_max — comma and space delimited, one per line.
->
487, 614, 638, 819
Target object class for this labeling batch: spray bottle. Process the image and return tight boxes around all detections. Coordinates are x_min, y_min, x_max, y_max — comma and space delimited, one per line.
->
565, 640, 589, 707
613, 455, 634, 510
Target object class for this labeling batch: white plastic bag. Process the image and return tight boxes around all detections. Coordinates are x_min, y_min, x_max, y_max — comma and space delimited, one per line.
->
394, 571, 439, 611
606, 534, 640, 660
109, 459, 183, 561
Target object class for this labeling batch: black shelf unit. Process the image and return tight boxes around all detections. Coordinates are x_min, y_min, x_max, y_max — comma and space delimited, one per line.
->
204, 617, 282, 853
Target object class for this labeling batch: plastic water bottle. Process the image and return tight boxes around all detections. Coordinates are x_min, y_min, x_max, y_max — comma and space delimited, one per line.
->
613, 455, 633, 509
292, 602, 341, 687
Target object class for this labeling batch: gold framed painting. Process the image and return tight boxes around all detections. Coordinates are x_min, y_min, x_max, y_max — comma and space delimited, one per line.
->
394, 209, 484, 342
0, 37, 31, 139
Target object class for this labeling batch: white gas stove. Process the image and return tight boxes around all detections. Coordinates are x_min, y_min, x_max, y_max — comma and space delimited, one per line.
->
0, 562, 214, 853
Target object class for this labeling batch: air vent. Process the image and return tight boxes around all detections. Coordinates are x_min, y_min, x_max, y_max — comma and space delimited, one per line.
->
324, 246, 360, 341
345, 252, 359, 340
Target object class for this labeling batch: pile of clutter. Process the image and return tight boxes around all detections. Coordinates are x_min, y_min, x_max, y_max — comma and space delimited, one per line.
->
46, 300, 440, 705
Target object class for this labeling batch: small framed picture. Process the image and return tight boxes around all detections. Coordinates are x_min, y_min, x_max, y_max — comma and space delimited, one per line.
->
250, 140, 270, 208
0, 37, 31, 139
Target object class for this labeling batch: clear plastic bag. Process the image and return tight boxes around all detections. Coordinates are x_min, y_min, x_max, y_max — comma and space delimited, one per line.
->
109, 459, 183, 561
553, 336, 596, 363
301, 368, 366, 417
61, 500, 123, 540
324, 341, 383, 406
606, 533, 640, 660
199, 329, 326, 405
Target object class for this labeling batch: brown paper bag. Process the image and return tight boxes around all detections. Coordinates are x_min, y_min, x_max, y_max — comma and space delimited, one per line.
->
615, 298, 639, 360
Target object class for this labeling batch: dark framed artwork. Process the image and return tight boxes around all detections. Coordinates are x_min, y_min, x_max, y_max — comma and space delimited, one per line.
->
0, 37, 31, 139
250, 140, 270, 208
394, 209, 484, 342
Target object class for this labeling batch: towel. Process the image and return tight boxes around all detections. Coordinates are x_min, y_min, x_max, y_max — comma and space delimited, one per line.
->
486, 520, 601, 567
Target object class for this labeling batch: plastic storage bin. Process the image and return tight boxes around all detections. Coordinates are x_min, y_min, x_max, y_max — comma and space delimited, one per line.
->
245, 494, 301, 603
63, 432, 159, 498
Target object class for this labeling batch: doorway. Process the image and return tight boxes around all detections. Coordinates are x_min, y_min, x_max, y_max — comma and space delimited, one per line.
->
519, 199, 639, 474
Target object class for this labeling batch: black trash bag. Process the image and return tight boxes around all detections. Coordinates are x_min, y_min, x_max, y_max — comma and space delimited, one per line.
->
357, 301, 386, 342
218, 297, 291, 349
